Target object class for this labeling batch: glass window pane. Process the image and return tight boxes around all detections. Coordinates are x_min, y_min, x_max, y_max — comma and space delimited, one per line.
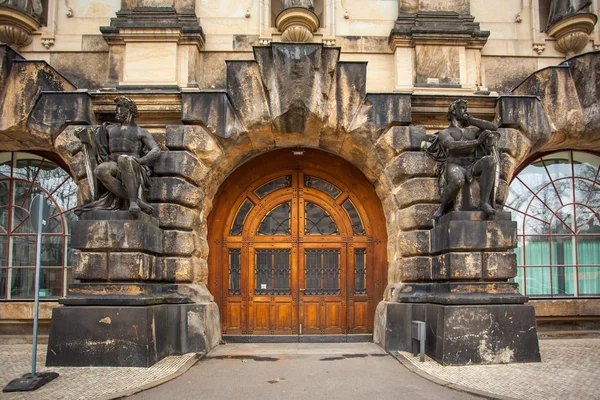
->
304, 175, 341, 198
525, 266, 552, 296
34, 160, 69, 194
228, 249, 241, 295
354, 249, 366, 294
524, 236, 550, 266
513, 266, 525, 294
554, 178, 574, 205
544, 153, 572, 180
305, 202, 338, 235
524, 215, 549, 235
578, 267, 600, 296
572, 152, 600, 180
42, 236, 64, 267
0, 180, 9, 208
304, 249, 339, 295
12, 181, 32, 209
578, 235, 600, 265
10, 268, 35, 299
66, 236, 71, 266
552, 266, 576, 296
343, 200, 365, 235
0, 236, 7, 266
589, 184, 600, 210
0, 152, 12, 178
39, 268, 63, 298
519, 163, 551, 194
255, 249, 290, 295
551, 236, 575, 265
51, 180, 77, 214
257, 203, 291, 235
526, 197, 552, 229
574, 178, 595, 205
552, 205, 575, 234
0, 268, 5, 298
230, 199, 253, 236
505, 178, 532, 211
11, 236, 36, 266
254, 175, 291, 198
12, 153, 43, 181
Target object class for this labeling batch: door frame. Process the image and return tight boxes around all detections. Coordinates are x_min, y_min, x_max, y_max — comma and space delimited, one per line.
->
208, 149, 388, 336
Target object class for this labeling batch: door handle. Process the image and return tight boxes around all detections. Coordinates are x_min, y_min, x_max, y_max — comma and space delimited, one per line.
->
299, 288, 305, 292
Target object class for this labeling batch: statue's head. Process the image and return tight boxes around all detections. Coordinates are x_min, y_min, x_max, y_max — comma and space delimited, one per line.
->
447, 99, 469, 126
114, 96, 139, 122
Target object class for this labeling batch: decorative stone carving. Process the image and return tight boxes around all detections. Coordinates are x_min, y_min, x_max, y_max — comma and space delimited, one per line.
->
76, 97, 161, 216
533, 43, 546, 54
0, 4, 42, 48
275, 5, 319, 43
423, 99, 500, 220
547, 12, 597, 58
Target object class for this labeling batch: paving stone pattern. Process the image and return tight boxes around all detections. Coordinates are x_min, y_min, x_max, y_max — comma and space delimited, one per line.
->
0, 344, 196, 400
400, 338, 600, 400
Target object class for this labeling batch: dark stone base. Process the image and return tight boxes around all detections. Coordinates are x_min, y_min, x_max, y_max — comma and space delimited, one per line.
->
375, 301, 541, 365
46, 301, 221, 367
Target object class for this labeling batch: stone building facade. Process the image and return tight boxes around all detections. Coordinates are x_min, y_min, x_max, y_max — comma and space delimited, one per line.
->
0, 0, 599, 362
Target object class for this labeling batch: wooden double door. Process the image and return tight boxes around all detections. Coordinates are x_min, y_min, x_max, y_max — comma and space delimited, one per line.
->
208, 150, 387, 336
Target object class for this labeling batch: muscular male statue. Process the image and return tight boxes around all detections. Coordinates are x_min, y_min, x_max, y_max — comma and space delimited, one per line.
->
425, 99, 500, 221
77, 97, 160, 216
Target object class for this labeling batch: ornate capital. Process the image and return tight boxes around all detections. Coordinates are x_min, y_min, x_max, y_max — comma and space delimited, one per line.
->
546, 13, 597, 58
0, 7, 41, 48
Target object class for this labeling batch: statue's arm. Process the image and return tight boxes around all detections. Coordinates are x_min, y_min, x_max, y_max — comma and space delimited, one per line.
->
467, 116, 498, 132
138, 130, 161, 165
439, 129, 485, 151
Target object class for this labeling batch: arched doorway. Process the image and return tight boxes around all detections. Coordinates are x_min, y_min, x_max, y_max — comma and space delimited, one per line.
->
208, 149, 387, 338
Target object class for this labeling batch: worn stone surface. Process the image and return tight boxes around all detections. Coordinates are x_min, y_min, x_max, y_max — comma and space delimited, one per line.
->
397, 230, 430, 257
397, 257, 432, 282
181, 92, 245, 141
254, 44, 338, 142
397, 204, 437, 231
71, 217, 163, 255
415, 45, 460, 86
565, 52, 600, 136
49, 52, 109, 89
153, 150, 208, 186
393, 178, 440, 209
163, 230, 200, 257
432, 252, 482, 280
153, 203, 200, 231
161, 257, 193, 282
148, 176, 204, 208
482, 252, 517, 280
513, 65, 585, 149
165, 125, 223, 167
71, 251, 108, 281
108, 252, 156, 281
430, 211, 517, 254
484, 56, 539, 95
386, 152, 436, 186
377, 302, 541, 365
46, 302, 220, 367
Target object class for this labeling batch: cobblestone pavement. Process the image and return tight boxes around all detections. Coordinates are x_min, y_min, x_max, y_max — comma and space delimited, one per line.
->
0, 344, 198, 400
399, 338, 600, 400
0, 339, 598, 399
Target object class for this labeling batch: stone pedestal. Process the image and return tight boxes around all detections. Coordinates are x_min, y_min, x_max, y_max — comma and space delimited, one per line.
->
375, 211, 541, 365
46, 210, 220, 367
46, 301, 220, 367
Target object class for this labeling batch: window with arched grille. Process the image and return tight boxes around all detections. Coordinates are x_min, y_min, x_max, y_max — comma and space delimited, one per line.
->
504, 151, 600, 297
0, 152, 78, 300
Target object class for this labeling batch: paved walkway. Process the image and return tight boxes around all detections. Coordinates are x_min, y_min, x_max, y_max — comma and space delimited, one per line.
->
0, 339, 598, 399
126, 343, 478, 400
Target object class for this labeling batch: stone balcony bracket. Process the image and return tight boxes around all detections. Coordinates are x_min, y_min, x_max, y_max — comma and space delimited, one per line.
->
546, 12, 598, 58
0, 6, 41, 48
275, 7, 320, 43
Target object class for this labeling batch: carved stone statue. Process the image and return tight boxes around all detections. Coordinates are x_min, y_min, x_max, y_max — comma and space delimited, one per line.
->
0, 0, 43, 19
281, 0, 313, 10
424, 99, 500, 220
76, 97, 160, 216
546, 0, 592, 31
